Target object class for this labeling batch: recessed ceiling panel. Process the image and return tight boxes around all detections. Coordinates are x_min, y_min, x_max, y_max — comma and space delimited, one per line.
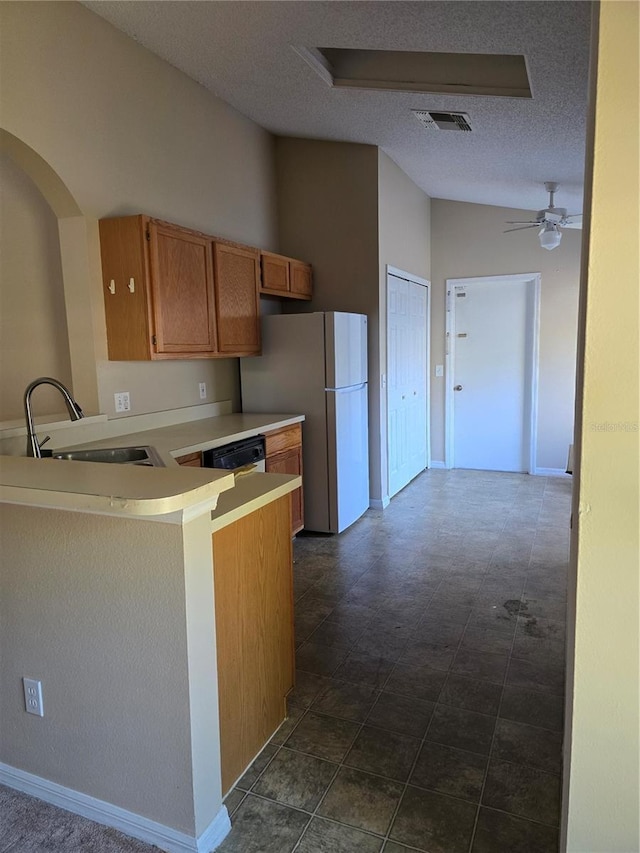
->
315, 48, 532, 98
82, 0, 590, 212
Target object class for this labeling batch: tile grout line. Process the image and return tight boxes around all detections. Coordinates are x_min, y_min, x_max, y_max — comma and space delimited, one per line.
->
226, 472, 570, 852
466, 476, 563, 853
378, 557, 492, 852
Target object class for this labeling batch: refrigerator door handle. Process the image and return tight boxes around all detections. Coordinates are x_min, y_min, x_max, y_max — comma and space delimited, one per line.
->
326, 383, 367, 393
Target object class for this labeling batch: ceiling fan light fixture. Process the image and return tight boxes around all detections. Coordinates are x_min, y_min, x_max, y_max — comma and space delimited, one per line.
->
539, 222, 562, 251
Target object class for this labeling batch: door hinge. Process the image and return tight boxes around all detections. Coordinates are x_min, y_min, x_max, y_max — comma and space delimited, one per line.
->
446, 290, 452, 312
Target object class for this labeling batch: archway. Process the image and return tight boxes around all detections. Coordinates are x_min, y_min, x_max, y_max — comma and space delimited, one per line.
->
0, 129, 105, 418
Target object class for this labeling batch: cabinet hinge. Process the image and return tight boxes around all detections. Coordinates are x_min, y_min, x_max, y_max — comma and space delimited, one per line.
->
145, 230, 151, 242
152, 335, 157, 346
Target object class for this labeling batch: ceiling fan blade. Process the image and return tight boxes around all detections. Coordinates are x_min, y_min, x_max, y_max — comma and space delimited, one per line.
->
563, 215, 583, 229
505, 220, 538, 224
504, 224, 539, 233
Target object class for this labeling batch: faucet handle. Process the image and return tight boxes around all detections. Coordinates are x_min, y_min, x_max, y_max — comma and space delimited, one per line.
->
39, 435, 54, 457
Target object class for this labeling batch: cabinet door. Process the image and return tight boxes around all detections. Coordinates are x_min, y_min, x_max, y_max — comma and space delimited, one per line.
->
212, 496, 294, 795
99, 216, 154, 361
290, 261, 313, 300
214, 243, 261, 355
266, 448, 304, 534
265, 423, 304, 535
174, 452, 202, 467
260, 253, 290, 295
148, 221, 217, 354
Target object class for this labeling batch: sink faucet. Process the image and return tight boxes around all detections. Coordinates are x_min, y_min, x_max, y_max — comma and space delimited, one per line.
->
24, 377, 84, 458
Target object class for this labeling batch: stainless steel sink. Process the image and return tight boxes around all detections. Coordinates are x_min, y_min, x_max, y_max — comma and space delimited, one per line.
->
51, 445, 165, 467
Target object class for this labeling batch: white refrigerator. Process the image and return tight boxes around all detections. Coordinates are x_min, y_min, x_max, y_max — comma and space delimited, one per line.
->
240, 312, 369, 534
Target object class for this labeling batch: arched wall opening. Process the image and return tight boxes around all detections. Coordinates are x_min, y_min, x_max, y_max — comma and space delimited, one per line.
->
0, 129, 105, 421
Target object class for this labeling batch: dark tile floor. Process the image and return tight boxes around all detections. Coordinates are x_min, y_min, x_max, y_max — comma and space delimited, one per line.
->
219, 469, 570, 853
1, 470, 570, 853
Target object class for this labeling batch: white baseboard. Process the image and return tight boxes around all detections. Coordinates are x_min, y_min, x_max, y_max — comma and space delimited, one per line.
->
369, 496, 390, 510
429, 461, 446, 469
533, 468, 572, 478
196, 807, 231, 852
0, 763, 230, 853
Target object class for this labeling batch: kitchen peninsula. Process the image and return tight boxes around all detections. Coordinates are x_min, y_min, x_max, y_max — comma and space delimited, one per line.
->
0, 410, 304, 853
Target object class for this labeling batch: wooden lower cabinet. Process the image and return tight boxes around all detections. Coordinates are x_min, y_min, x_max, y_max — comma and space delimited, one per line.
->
212, 495, 294, 795
174, 451, 202, 467
264, 424, 304, 535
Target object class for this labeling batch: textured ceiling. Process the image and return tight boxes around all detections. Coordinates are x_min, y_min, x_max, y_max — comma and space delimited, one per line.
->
83, 0, 592, 214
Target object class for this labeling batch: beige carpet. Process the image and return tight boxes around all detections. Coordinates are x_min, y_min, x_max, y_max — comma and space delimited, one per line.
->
0, 786, 161, 853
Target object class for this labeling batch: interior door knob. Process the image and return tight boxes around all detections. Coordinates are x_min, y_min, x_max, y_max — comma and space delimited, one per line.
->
454, 384, 463, 391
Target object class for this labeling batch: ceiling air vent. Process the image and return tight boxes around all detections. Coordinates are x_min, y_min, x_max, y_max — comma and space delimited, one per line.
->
413, 111, 473, 131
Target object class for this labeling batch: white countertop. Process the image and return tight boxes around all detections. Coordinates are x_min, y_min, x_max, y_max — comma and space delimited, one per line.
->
57, 413, 305, 467
0, 412, 304, 519
0, 454, 235, 516
210, 471, 302, 532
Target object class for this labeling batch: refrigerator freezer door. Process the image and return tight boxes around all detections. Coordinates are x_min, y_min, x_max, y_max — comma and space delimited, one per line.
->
326, 383, 370, 533
325, 313, 368, 389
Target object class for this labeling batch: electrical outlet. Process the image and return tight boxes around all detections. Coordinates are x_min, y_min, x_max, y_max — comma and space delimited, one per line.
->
114, 391, 131, 413
23, 678, 44, 717
199, 382, 207, 400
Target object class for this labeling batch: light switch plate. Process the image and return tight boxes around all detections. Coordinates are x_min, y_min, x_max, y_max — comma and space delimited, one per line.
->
435, 364, 444, 377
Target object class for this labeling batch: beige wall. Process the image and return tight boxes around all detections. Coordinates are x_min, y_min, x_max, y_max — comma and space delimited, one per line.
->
0, 506, 197, 831
275, 138, 379, 316
431, 199, 581, 470
275, 140, 431, 503
275, 138, 382, 494
0, 152, 72, 419
0, 1, 277, 423
377, 151, 431, 498
563, 1, 640, 850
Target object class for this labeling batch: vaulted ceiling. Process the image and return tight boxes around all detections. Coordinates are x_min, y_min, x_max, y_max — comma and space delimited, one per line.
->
84, 0, 592, 215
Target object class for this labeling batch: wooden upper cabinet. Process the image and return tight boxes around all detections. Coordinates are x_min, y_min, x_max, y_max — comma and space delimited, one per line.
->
261, 253, 290, 295
148, 220, 217, 355
99, 216, 155, 361
99, 215, 262, 360
260, 251, 313, 301
290, 260, 313, 299
214, 243, 261, 355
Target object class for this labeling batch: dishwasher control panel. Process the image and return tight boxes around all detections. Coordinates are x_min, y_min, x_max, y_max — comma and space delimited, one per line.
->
202, 435, 266, 471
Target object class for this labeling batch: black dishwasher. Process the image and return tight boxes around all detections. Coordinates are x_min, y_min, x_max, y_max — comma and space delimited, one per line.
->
202, 435, 266, 472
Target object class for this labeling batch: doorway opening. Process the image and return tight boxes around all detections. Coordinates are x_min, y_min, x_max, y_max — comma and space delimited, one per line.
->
444, 273, 541, 473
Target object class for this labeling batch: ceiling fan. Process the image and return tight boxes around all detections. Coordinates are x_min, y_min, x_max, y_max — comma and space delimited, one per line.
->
505, 182, 582, 250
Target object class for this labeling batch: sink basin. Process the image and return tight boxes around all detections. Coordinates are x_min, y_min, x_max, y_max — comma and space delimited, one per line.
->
51, 445, 165, 467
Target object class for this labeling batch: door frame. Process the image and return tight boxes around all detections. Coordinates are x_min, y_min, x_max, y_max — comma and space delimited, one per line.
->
444, 273, 541, 472
385, 265, 431, 501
